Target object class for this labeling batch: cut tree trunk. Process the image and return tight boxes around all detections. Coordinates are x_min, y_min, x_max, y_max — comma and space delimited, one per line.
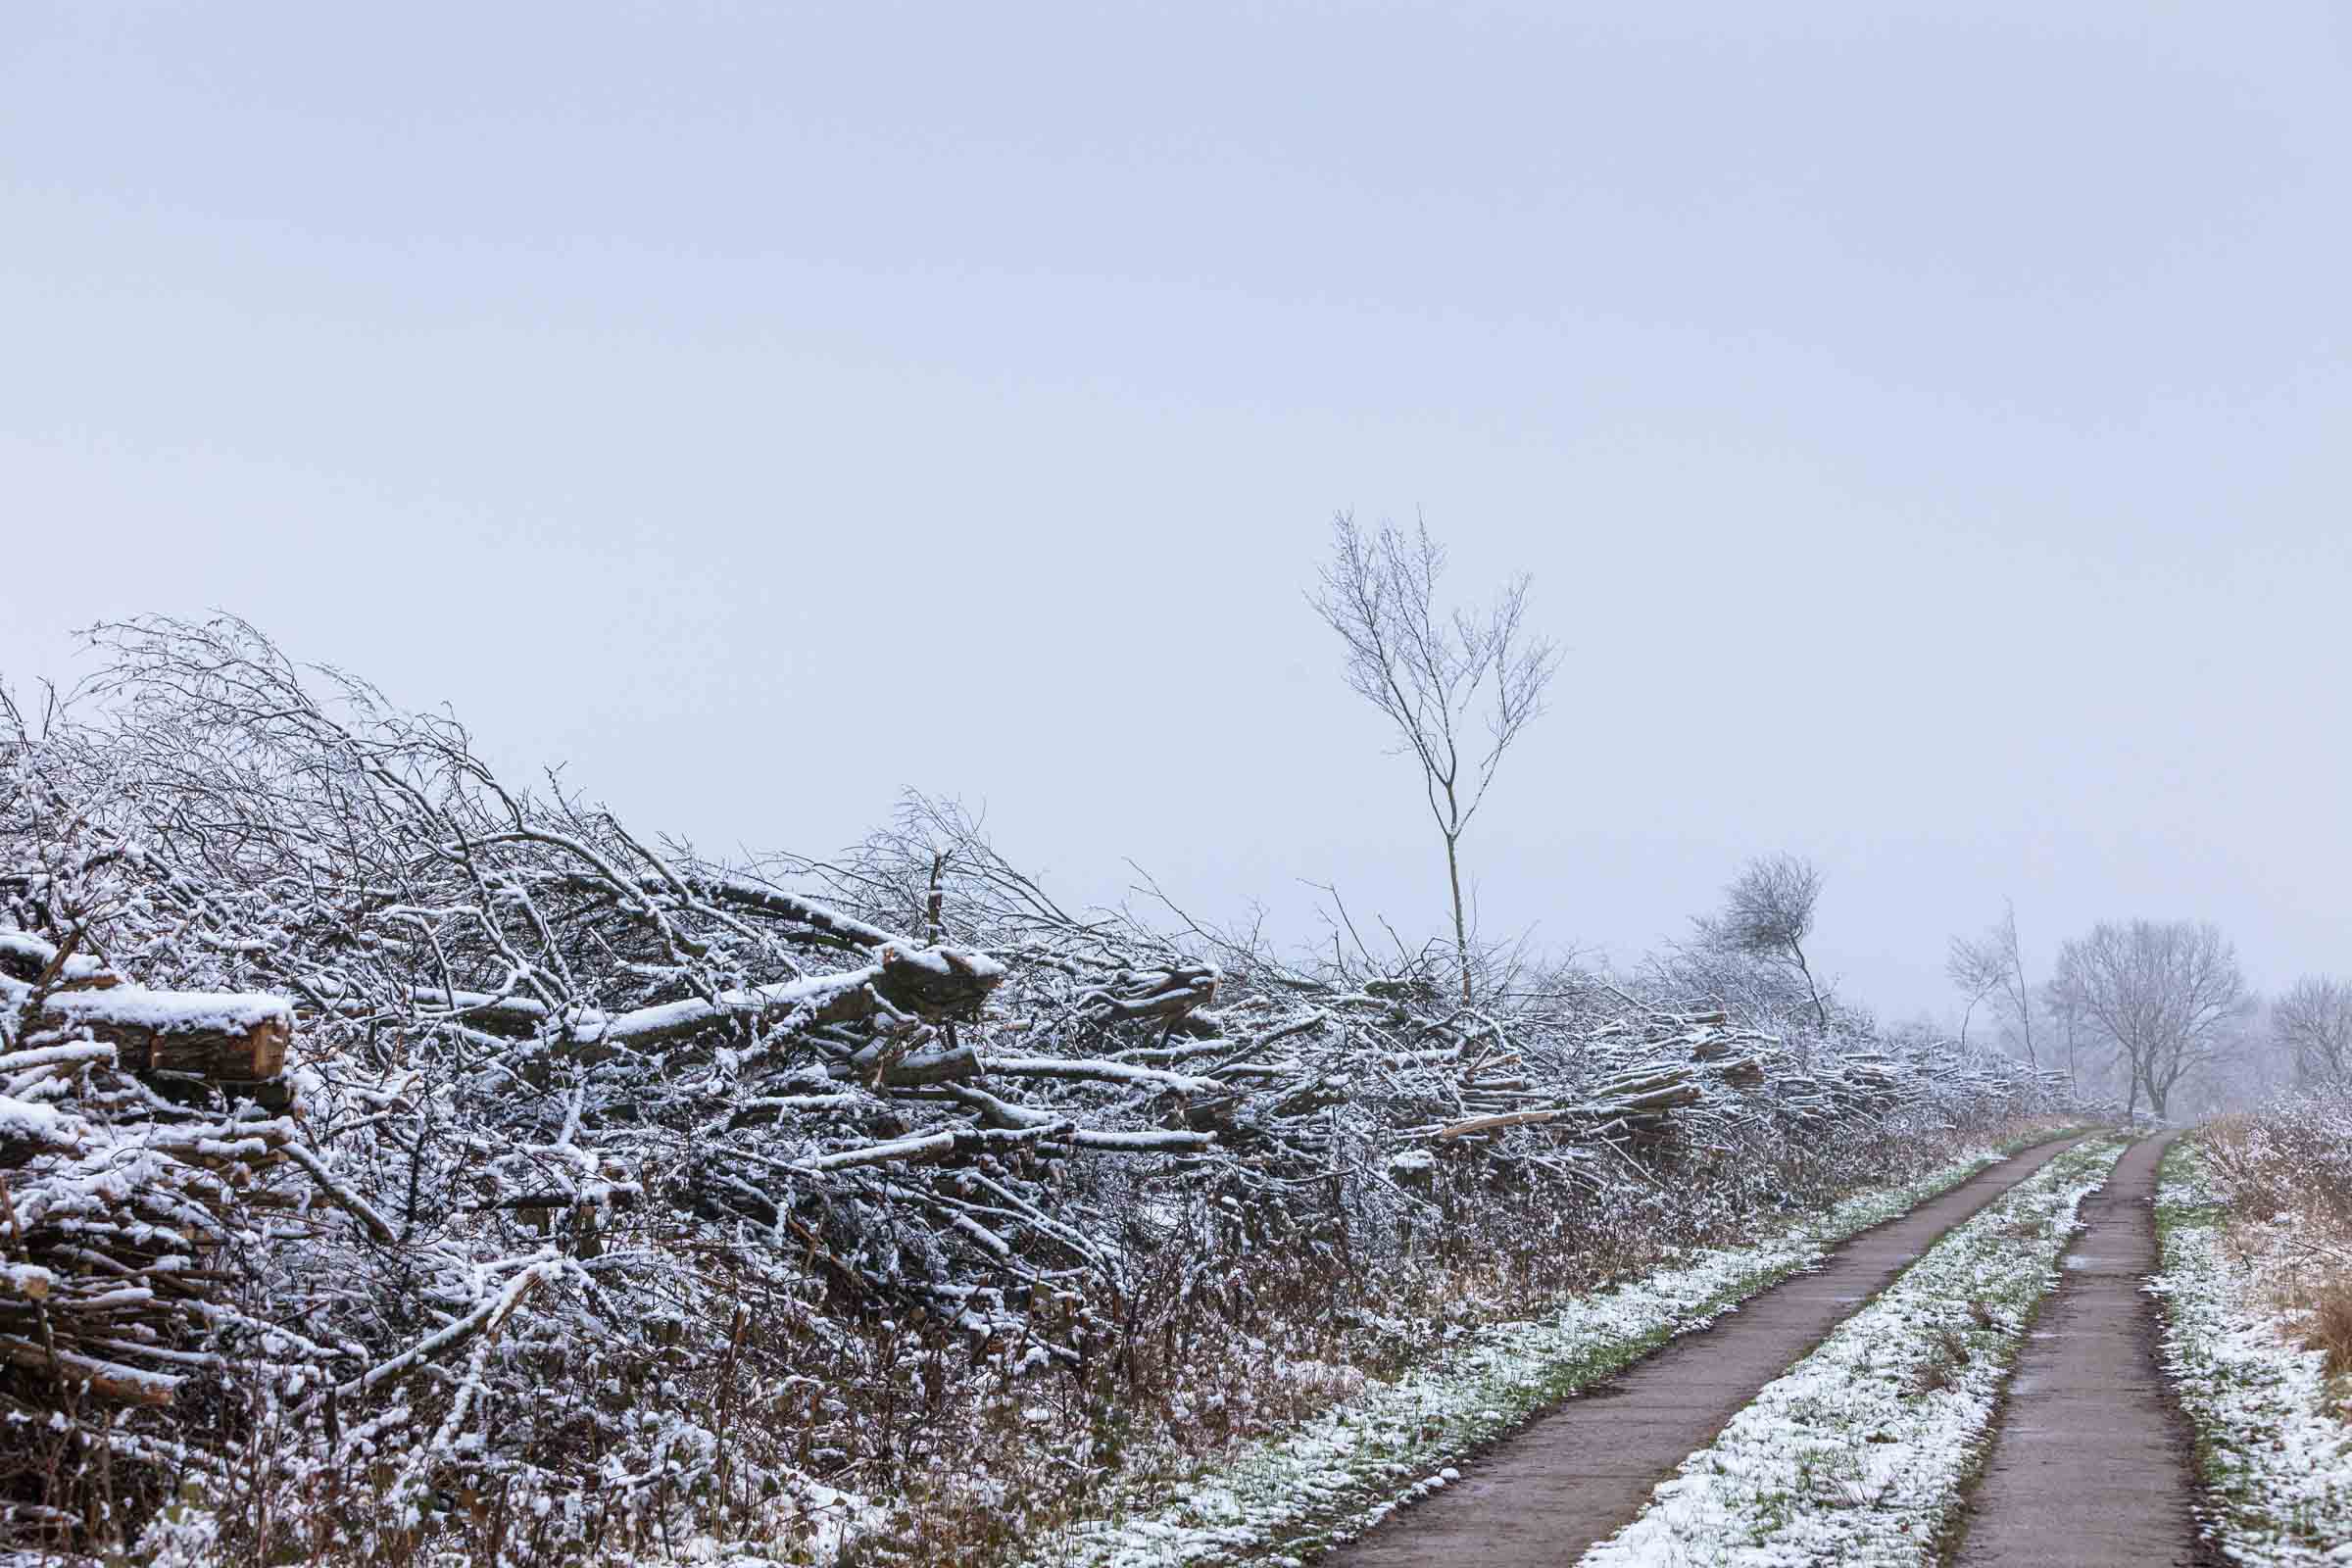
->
39, 989, 292, 1081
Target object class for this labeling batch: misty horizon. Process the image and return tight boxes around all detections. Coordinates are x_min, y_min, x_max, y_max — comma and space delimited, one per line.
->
7, 2, 2347, 1031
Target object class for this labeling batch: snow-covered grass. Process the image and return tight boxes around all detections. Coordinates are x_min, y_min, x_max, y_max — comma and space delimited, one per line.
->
2152, 1135, 2352, 1566
1578, 1135, 2127, 1568
1018, 1128, 2084, 1568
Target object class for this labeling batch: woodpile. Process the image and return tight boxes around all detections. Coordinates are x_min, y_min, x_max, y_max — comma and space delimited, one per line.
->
38, 987, 289, 1081
2, 931, 291, 1085
0, 928, 305, 1423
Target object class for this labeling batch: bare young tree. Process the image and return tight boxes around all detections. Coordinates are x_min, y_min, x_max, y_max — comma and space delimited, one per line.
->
2041, 977, 2089, 1098
2050, 918, 2250, 1119
1698, 853, 1831, 1037
1946, 900, 2037, 1069
2274, 976, 2352, 1086
1946, 942, 2003, 1050
1309, 513, 1559, 1003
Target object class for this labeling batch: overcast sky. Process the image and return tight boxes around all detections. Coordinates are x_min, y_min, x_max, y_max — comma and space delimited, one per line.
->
4, 2, 2347, 1023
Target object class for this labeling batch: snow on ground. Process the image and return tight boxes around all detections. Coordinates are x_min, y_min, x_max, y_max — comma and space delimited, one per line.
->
2151, 1141, 2352, 1566
1021, 1134, 2068, 1568
1579, 1137, 2126, 1568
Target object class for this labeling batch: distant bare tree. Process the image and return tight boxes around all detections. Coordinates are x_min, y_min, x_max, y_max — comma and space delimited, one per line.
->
1946, 901, 2037, 1069
1310, 513, 1559, 1002
2275, 976, 2352, 1086
2041, 978, 2089, 1098
1698, 854, 1831, 1037
2177, 1002, 2291, 1116
1946, 943, 2003, 1050
2051, 918, 2250, 1119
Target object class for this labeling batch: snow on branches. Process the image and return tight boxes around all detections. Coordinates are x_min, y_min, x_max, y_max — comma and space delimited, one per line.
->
0, 617, 2082, 1565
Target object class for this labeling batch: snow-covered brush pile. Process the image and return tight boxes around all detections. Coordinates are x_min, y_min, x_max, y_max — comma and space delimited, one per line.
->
0, 616, 2085, 1567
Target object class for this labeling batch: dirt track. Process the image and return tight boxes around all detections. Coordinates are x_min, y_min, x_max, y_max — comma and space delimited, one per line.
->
1325, 1136, 2083, 1567
1949, 1132, 2207, 1566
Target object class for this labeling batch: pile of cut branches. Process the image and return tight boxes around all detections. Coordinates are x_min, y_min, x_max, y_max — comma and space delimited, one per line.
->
0, 617, 2086, 1565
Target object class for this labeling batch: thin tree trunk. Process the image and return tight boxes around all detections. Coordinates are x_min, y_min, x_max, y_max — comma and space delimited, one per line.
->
2008, 905, 2036, 1073
1791, 945, 1829, 1034
2016, 973, 2036, 1071
1444, 830, 1471, 1004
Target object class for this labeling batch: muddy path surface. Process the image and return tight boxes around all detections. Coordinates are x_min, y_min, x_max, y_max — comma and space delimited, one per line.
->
1323, 1136, 2086, 1568
1948, 1132, 2209, 1567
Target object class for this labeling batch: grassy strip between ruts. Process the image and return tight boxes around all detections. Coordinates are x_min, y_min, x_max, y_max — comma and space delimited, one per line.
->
2151, 1138, 2352, 1566
1576, 1135, 2128, 1568
1018, 1126, 2090, 1568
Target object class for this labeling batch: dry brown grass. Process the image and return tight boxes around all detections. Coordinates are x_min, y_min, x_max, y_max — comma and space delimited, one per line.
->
1910, 1322, 1974, 1396
2306, 1285, 2352, 1382
2200, 1102, 2352, 1402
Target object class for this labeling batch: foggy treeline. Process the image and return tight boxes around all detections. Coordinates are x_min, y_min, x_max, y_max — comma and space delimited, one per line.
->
1947, 905, 2337, 1120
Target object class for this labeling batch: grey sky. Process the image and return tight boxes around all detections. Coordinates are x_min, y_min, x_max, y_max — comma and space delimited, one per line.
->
4, 2, 2347, 1023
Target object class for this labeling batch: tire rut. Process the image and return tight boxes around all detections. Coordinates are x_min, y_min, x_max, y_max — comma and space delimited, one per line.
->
1946, 1132, 2211, 1567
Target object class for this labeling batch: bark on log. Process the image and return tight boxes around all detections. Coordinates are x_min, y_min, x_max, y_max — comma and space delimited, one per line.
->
0, 1335, 179, 1407
1079, 965, 1219, 1025
458, 945, 1006, 1057
39, 989, 291, 1081
1720, 1055, 1768, 1089
1434, 1108, 1570, 1141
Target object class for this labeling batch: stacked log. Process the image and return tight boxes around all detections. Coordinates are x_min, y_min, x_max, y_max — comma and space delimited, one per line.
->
1836, 1053, 1904, 1113
4, 931, 290, 1088
38, 988, 289, 1082
0, 927, 308, 1423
